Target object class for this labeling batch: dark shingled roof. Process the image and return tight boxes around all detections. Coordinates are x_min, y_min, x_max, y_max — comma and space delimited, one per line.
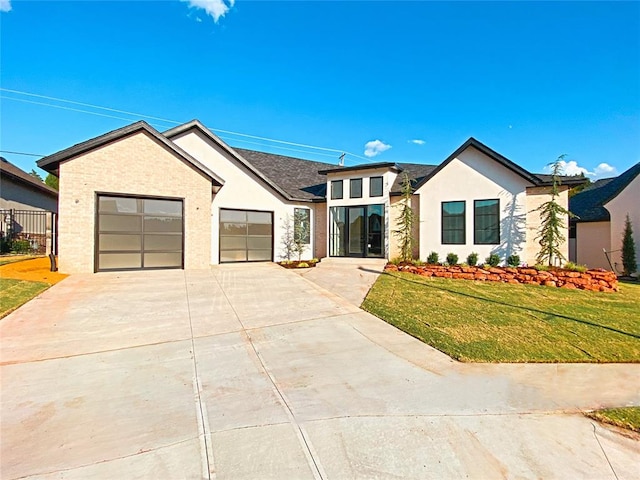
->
534, 174, 589, 186
1, 157, 58, 197
233, 148, 335, 201
391, 163, 439, 194
570, 162, 640, 222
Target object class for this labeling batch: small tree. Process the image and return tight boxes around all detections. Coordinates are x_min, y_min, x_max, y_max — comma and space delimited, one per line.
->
621, 213, 637, 276
45, 173, 59, 190
280, 214, 295, 261
293, 209, 310, 261
534, 155, 576, 266
29, 169, 43, 182
393, 173, 415, 262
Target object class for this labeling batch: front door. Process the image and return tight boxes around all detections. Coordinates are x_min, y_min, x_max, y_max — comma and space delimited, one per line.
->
329, 205, 384, 258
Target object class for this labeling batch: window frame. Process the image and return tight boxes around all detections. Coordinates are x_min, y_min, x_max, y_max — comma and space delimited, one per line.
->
441, 200, 466, 245
350, 178, 363, 199
331, 180, 343, 200
369, 176, 383, 197
473, 199, 500, 245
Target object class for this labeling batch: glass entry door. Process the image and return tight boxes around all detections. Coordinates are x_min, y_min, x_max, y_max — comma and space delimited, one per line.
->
330, 204, 384, 258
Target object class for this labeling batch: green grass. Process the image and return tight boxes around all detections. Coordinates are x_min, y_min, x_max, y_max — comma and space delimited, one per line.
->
362, 271, 640, 363
0, 278, 50, 318
0, 255, 38, 266
586, 407, 640, 433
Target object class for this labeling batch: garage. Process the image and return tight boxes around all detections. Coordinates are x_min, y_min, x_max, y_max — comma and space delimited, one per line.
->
96, 194, 184, 271
219, 209, 273, 262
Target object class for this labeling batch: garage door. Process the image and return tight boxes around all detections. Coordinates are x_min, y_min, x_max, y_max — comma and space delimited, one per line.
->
219, 209, 273, 262
97, 195, 183, 271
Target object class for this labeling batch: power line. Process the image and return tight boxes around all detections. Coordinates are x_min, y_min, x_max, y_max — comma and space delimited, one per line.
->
1, 87, 373, 163
0, 150, 45, 157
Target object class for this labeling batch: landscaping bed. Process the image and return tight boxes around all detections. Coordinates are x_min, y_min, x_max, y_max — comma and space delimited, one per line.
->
278, 259, 319, 269
385, 263, 618, 292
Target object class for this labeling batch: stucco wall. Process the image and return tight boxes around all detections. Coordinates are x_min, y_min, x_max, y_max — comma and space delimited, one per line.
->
524, 185, 570, 266
171, 130, 315, 263
575, 221, 611, 270
416, 147, 531, 265
0, 179, 58, 212
57, 131, 212, 273
605, 173, 640, 272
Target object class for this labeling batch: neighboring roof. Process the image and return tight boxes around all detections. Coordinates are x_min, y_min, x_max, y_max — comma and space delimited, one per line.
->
390, 163, 439, 194
0, 157, 58, 197
318, 162, 400, 175
164, 120, 327, 202
233, 148, 333, 201
413, 137, 542, 189
534, 174, 588, 186
570, 162, 640, 223
37, 121, 224, 186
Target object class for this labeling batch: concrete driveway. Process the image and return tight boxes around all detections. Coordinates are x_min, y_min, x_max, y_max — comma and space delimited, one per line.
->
1, 263, 638, 479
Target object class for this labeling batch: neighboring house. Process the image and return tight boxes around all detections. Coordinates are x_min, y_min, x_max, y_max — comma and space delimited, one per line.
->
36, 120, 585, 273
0, 157, 58, 212
569, 162, 640, 272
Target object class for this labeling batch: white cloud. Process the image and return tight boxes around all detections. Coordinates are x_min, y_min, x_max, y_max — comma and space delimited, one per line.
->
409, 139, 425, 145
543, 160, 618, 179
0, 0, 12, 13
364, 140, 392, 158
182, 0, 235, 23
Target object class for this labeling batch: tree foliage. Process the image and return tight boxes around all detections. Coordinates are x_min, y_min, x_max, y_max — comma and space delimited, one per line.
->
293, 209, 310, 261
534, 155, 576, 266
280, 214, 295, 261
45, 173, 59, 190
29, 169, 43, 181
393, 173, 415, 262
621, 214, 637, 276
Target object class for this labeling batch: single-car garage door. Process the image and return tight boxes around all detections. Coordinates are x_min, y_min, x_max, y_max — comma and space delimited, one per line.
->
97, 195, 184, 271
219, 209, 273, 262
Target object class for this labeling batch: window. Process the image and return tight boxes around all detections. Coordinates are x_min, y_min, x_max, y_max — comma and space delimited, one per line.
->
474, 199, 500, 244
294, 208, 311, 244
350, 178, 363, 198
331, 180, 343, 200
370, 176, 383, 197
442, 201, 465, 244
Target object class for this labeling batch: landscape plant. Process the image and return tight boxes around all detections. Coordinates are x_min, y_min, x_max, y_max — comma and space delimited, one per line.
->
506, 254, 520, 267
446, 252, 459, 265
534, 155, 576, 266
485, 253, 500, 267
466, 252, 478, 266
426, 251, 439, 264
392, 173, 415, 262
621, 213, 637, 276
280, 214, 295, 261
293, 209, 310, 261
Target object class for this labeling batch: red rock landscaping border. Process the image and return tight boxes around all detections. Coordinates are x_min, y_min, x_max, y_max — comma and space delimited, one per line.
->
385, 264, 618, 292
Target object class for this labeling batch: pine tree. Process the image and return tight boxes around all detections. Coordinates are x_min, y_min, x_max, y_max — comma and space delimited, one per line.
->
393, 173, 415, 262
621, 214, 637, 276
29, 169, 43, 182
535, 155, 576, 266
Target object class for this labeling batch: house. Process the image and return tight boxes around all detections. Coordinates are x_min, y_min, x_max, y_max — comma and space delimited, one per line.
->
36, 119, 585, 273
569, 162, 640, 272
1, 157, 59, 254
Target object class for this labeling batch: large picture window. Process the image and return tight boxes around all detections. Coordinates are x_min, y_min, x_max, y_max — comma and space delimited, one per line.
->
331, 180, 343, 200
442, 201, 465, 245
474, 199, 500, 244
294, 208, 311, 244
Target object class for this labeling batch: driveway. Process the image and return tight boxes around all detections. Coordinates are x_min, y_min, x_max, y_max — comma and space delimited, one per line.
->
1, 264, 638, 479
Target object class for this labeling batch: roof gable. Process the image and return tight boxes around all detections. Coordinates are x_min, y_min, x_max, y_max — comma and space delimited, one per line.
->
37, 121, 224, 186
0, 157, 59, 198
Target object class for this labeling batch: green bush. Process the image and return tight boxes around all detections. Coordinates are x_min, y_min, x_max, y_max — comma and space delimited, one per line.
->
389, 257, 403, 265
413, 259, 425, 266
0, 237, 11, 254
426, 251, 439, 264
564, 261, 587, 273
534, 264, 550, 271
506, 254, 520, 267
485, 253, 500, 267
466, 252, 478, 266
446, 252, 459, 265
11, 240, 31, 254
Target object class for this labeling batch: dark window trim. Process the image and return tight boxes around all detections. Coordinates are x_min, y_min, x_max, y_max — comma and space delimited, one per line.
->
331, 180, 343, 200
441, 200, 466, 245
370, 176, 383, 197
473, 198, 500, 245
219, 207, 274, 263
350, 178, 363, 199
94, 192, 185, 272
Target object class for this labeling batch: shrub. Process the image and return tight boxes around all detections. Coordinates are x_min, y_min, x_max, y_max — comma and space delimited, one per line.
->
11, 240, 31, 254
564, 261, 587, 273
426, 251, 439, 264
413, 259, 425, 266
309, 258, 319, 264
506, 254, 520, 267
466, 252, 478, 266
621, 214, 637, 276
485, 253, 500, 267
389, 257, 403, 265
534, 264, 550, 271
446, 253, 459, 265
297, 262, 309, 268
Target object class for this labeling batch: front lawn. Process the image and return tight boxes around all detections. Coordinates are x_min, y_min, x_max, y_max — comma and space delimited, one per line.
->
586, 407, 640, 433
0, 278, 49, 318
362, 271, 640, 362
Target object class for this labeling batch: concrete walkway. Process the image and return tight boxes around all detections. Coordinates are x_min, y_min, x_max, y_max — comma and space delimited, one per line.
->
1, 264, 638, 479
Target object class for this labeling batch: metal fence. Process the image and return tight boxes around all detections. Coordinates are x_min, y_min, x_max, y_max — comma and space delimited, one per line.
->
0, 209, 57, 255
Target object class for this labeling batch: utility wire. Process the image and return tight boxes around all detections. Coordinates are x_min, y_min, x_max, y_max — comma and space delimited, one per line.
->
0, 150, 45, 157
1, 87, 373, 163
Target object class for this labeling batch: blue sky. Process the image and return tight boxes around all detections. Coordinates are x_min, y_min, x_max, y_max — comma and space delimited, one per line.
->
1, 1, 639, 180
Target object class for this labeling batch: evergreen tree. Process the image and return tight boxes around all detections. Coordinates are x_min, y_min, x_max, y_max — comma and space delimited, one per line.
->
535, 155, 576, 266
29, 169, 43, 181
45, 173, 59, 190
621, 214, 637, 276
393, 173, 415, 262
